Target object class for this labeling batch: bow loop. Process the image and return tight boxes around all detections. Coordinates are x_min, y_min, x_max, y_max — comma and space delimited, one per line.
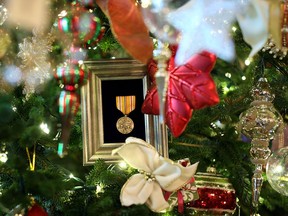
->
120, 174, 154, 206
113, 137, 199, 212
112, 137, 160, 172
154, 159, 182, 189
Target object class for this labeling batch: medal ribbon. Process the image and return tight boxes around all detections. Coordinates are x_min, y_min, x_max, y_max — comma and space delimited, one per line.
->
116, 96, 136, 115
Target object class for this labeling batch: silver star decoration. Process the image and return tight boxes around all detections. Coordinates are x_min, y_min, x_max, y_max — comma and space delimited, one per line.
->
167, 0, 237, 65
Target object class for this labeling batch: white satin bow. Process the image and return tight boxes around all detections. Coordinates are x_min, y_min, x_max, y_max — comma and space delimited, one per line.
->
112, 137, 198, 212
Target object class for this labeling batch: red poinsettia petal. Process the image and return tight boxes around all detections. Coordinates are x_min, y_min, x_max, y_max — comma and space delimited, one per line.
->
147, 59, 158, 83
107, 0, 153, 63
166, 77, 193, 137
142, 49, 219, 137
171, 51, 219, 110
141, 84, 159, 115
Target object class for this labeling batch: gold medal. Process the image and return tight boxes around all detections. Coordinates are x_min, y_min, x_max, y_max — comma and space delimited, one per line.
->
116, 95, 136, 134
116, 116, 134, 134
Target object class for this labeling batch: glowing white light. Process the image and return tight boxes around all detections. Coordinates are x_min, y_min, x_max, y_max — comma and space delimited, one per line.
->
119, 161, 127, 169
225, 72, 231, 78
40, 122, 50, 134
214, 120, 225, 129
111, 56, 116, 59
58, 10, 67, 18
12, 106, 17, 112
0, 153, 8, 163
223, 86, 230, 94
232, 26, 237, 32
96, 184, 103, 194
245, 58, 251, 66
69, 173, 75, 179
275, 165, 284, 173
242, 76, 246, 80
141, 0, 152, 8
3, 65, 22, 85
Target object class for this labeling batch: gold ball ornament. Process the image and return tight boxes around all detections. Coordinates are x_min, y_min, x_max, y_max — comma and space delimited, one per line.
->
0, 29, 11, 58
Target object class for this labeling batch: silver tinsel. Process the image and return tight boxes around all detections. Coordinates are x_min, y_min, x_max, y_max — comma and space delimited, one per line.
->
18, 28, 54, 95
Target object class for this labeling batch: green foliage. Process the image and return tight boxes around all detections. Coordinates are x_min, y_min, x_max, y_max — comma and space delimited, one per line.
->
0, 2, 288, 216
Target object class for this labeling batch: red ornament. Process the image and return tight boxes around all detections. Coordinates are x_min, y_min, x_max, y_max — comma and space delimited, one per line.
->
142, 49, 219, 137
27, 203, 48, 216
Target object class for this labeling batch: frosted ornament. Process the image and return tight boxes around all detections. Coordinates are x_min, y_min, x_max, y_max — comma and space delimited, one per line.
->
266, 146, 288, 196
141, 0, 189, 44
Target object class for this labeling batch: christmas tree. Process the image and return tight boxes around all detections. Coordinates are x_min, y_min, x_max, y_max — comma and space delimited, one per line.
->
0, 0, 288, 215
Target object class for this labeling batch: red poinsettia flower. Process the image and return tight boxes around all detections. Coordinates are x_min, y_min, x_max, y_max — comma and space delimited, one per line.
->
142, 49, 219, 137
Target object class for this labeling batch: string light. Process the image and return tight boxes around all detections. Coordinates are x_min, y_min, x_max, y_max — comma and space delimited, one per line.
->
0, 152, 8, 163
244, 58, 252, 66
225, 72, 231, 78
231, 26, 237, 32
96, 184, 104, 195
118, 161, 127, 169
40, 122, 50, 134
241, 76, 246, 80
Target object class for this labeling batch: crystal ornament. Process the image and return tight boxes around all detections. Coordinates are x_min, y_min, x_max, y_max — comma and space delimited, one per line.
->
153, 41, 170, 158
266, 146, 288, 196
141, 0, 189, 44
0, 5, 8, 25
239, 77, 283, 210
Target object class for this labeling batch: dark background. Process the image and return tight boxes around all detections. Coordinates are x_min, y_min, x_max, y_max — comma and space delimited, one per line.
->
101, 79, 146, 143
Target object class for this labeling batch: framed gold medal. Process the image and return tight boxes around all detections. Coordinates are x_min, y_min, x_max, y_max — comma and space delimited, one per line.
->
81, 59, 167, 165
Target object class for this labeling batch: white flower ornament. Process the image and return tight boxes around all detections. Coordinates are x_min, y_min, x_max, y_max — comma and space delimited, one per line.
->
112, 137, 198, 212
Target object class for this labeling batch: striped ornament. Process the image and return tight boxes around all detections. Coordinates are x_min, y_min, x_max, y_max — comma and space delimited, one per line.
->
55, 63, 88, 91
58, 90, 80, 116
57, 8, 101, 44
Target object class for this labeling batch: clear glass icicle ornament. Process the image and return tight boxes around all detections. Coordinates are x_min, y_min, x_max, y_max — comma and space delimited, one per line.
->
140, 0, 188, 157
239, 77, 283, 214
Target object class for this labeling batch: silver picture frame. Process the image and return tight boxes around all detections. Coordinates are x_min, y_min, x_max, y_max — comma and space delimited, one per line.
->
81, 59, 166, 165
